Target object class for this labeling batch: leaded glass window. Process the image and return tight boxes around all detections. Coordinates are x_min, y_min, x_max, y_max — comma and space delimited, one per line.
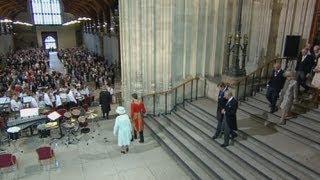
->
31, 0, 62, 25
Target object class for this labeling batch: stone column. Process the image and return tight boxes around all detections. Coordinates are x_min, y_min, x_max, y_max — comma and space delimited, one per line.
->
120, 0, 220, 112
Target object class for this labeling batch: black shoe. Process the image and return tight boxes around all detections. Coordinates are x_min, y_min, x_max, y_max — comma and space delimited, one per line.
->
231, 133, 238, 139
133, 131, 137, 139
212, 135, 218, 140
270, 107, 278, 113
139, 131, 144, 143
220, 143, 229, 147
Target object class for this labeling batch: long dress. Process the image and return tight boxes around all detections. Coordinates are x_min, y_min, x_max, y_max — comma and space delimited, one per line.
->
311, 59, 320, 89
113, 114, 132, 146
280, 79, 298, 113
130, 101, 146, 132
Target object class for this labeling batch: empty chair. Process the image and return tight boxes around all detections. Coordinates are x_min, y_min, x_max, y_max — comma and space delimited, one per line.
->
36, 146, 55, 166
0, 153, 17, 172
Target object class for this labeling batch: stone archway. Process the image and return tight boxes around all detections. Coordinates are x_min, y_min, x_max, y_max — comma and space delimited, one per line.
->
44, 36, 57, 50
41, 32, 58, 50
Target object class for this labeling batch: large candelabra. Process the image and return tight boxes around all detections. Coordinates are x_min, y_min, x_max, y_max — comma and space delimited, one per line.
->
224, 0, 248, 77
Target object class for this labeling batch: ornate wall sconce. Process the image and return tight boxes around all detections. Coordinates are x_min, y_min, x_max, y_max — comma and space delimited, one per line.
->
223, 0, 248, 77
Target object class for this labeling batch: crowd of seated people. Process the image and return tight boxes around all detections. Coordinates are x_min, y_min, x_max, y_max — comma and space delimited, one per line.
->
58, 47, 116, 89
0, 48, 95, 117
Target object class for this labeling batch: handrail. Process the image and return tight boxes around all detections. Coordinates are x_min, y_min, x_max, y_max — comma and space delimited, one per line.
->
231, 57, 287, 86
141, 76, 203, 116
142, 76, 200, 98
230, 56, 292, 100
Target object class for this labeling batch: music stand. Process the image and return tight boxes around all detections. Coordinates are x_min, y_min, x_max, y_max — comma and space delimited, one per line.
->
47, 111, 63, 139
20, 108, 39, 118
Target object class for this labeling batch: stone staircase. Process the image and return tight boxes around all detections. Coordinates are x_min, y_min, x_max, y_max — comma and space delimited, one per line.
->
145, 98, 320, 179
243, 91, 320, 151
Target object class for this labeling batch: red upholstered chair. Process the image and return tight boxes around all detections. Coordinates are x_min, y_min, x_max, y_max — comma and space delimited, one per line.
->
36, 146, 55, 165
0, 153, 17, 171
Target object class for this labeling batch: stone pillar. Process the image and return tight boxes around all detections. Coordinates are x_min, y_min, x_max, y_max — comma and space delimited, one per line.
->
120, 0, 174, 112
119, 0, 215, 112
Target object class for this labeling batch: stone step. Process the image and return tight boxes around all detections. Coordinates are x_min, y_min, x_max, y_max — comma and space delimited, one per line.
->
144, 117, 214, 180
169, 110, 275, 179
155, 115, 244, 180
239, 103, 320, 150
185, 99, 320, 179
148, 115, 229, 179
312, 107, 320, 114
246, 96, 320, 135
180, 105, 302, 179
301, 111, 320, 123
162, 113, 261, 180
241, 98, 320, 149
255, 92, 320, 123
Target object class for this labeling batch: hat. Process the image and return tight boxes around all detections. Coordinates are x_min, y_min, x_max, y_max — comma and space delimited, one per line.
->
116, 106, 126, 115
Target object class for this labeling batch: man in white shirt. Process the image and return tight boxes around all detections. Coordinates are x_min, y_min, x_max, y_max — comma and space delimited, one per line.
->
67, 89, 77, 108
30, 95, 39, 108
55, 93, 62, 108
44, 91, 53, 108
80, 85, 90, 96
295, 48, 315, 93
10, 96, 22, 112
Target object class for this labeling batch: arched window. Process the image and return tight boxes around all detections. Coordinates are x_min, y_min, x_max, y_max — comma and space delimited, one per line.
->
31, 0, 62, 25
44, 36, 57, 49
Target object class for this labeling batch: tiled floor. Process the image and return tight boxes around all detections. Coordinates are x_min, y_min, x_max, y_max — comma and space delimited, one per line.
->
0, 119, 190, 180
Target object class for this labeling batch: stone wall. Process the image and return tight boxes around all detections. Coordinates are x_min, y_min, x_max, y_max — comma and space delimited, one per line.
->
35, 25, 77, 49
13, 26, 37, 50
119, 0, 316, 110
244, 0, 316, 73
0, 34, 13, 55
83, 33, 101, 55
83, 33, 119, 65
103, 36, 119, 65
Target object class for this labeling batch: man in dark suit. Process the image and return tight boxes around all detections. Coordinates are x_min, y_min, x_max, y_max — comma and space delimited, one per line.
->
266, 63, 286, 113
99, 86, 112, 119
296, 48, 315, 93
212, 82, 228, 139
221, 91, 238, 147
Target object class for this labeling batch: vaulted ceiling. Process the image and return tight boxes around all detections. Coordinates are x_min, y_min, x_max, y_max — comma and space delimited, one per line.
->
0, 0, 117, 20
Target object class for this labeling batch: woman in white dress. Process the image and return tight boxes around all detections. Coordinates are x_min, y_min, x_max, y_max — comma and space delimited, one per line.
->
113, 106, 132, 154
279, 71, 298, 125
